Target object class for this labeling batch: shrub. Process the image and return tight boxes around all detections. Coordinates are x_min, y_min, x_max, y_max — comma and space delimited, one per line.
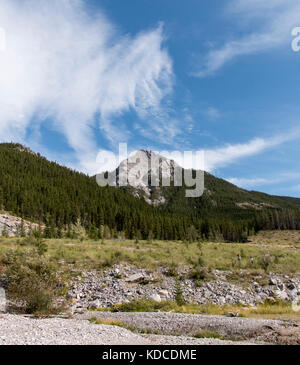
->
112, 298, 167, 312
260, 253, 272, 272
69, 219, 87, 240
186, 225, 198, 243
197, 256, 205, 267
3, 249, 64, 314
20, 235, 48, 256
189, 266, 215, 286
147, 231, 154, 244
1, 225, 9, 238
166, 262, 178, 277
174, 278, 185, 306
111, 299, 181, 313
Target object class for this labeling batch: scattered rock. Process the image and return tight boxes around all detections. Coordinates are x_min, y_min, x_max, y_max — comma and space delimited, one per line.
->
159, 290, 169, 298
275, 290, 289, 301
67, 265, 300, 311
287, 283, 296, 290
266, 297, 276, 304
277, 283, 284, 291
125, 273, 145, 283
88, 300, 101, 310
226, 311, 240, 317
149, 294, 161, 302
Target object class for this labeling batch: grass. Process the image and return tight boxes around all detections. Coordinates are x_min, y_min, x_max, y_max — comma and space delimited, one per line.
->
89, 315, 236, 340
88, 316, 162, 335
1, 232, 300, 275
249, 230, 300, 247
1, 231, 300, 319
89, 317, 132, 330
93, 298, 300, 321
194, 330, 227, 340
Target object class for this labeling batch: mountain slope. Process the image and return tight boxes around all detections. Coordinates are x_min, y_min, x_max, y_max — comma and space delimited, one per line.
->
113, 150, 300, 236
114, 150, 300, 216
0, 143, 186, 240
1, 143, 300, 242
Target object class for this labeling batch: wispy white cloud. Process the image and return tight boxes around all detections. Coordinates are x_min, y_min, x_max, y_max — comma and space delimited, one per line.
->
227, 171, 300, 189
196, 0, 300, 77
226, 177, 274, 188
205, 107, 221, 120
203, 131, 299, 172
90, 128, 300, 175
0, 0, 174, 174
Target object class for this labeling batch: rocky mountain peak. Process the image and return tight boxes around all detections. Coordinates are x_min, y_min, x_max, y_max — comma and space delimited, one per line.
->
116, 150, 178, 206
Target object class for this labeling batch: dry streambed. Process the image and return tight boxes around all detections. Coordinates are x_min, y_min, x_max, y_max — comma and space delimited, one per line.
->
0, 314, 252, 345
0, 312, 299, 345
77, 312, 300, 345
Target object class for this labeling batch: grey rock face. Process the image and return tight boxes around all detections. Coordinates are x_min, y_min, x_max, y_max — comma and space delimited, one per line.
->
0, 213, 41, 237
114, 150, 179, 206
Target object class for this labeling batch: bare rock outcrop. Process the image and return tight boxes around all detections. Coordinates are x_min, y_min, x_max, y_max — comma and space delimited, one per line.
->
0, 213, 41, 237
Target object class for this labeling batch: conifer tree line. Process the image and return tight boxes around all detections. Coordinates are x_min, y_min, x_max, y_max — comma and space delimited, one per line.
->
1, 143, 300, 242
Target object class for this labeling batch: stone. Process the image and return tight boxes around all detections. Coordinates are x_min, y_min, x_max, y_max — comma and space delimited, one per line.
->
0, 288, 6, 313
88, 300, 101, 310
269, 277, 277, 286
218, 296, 226, 305
125, 273, 145, 283
226, 311, 240, 317
277, 283, 284, 291
159, 290, 169, 297
66, 265, 300, 312
275, 290, 288, 301
149, 294, 161, 302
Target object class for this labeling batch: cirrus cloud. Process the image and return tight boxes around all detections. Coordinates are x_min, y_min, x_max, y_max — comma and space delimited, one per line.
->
0, 0, 173, 173
196, 0, 300, 77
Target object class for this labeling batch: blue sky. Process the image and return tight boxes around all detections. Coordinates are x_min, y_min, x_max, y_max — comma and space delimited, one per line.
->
1, 0, 300, 197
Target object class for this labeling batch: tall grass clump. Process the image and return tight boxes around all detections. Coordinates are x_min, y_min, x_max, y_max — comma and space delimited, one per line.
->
2, 248, 64, 314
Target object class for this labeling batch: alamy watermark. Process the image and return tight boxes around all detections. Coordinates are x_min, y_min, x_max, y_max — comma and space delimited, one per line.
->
96, 144, 205, 198
0, 27, 6, 52
291, 27, 300, 52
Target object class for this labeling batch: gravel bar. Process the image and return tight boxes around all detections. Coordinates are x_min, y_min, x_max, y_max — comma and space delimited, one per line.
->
0, 314, 255, 345
76, 312, 291, 341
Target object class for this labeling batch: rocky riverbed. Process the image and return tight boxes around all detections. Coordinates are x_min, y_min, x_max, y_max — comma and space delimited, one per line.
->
1, 264, 300, 345
67, 264, 300, 313
1, 312, 299, 345
77, 311, 300, 345
0, 314, 257, 345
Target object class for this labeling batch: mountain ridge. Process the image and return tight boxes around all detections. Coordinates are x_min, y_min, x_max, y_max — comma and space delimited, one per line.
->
1, 142, 300, 242
112, 149, 300, 213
